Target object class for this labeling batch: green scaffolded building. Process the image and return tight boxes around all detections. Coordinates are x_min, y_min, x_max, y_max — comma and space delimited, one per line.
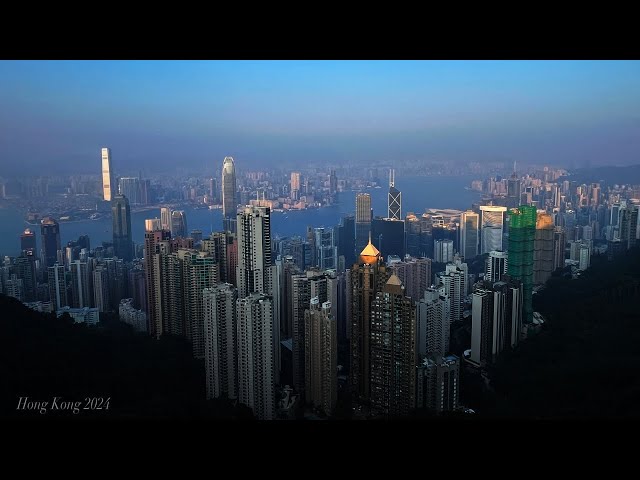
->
507, 205, 536, 324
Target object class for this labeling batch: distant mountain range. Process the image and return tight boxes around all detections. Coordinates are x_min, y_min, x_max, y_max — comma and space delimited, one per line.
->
561, 164, 640, 186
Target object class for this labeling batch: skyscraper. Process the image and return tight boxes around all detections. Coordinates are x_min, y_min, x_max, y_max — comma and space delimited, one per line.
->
304, 298, 337, 415
390, 256, 432, 303
70, 260, 93, 308
237, 206, 273, 299
112, 194, 133, 261
460, 210, 479, 260
118, 177, 140, 205
48, 264, 68, 311
203, 283, 238, 400
416, 355, 460, 413
416, 288, 451, 358
387, 169, 401, 220
290, 171, 301, 200
534, 212, 554, 284
41, 217, 61, 268
436, 262, 467, 324
101, 147, 114, 201
337, 215, 356, 269
237, 293, 275, 420
160, 207, 172, 231
507, 205, 536, 324
370, 275, 416, 417
350, 235, 390, 402
170, 210, 188, 238
222, 156, 237, 233
329, 169, 338, 195
480, 206, 507, 254
314, 227, 338, 270
20, 228, 36, 256
371, 217, 405, 260
355, 193, 372, 256
144, 227, 171, 338
486, 250, 508, 283
434, 239, 454, 263
553, 227, 566, 270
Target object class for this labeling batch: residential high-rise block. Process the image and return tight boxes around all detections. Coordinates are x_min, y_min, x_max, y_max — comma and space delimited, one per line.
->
237, 293, 275, 420
304, 298, 337, 416
389, 256, 432, 303
93, 265, 110, 313
144, 228, 171, 338
370, 275, 416, 417
237, 206, 273, 298
434, 239, 454, 263
203, 283, 238, 400
48, 264, 68, 311
160, 207, 172, 231
416, 354, 460, 413
222, 156, 237, 233
101, 147, 114, 201
70, 260, 93, 308
553, 226, 566, 270
112, 194, 133, 261
460, 210, 479, 261
416, 288, 451, 358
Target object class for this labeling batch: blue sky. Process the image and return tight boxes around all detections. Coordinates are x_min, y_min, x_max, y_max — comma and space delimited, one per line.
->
0, 60, 639, 174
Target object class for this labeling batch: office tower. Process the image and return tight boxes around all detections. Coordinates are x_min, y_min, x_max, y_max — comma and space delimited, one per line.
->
160, 207, 172, 231
101, 147, 114, 201
610, 203, 621, 227
139, 179, 151, 205
553, 227, 566, 270
190, 229, 203, 246
179, 250, 219, 359
370, 275, 416, 417
620, 205, 639, 250
111, 194, 133, 261
355, 193, 372, 255
480, 206, 507, 254
470, 278, 523, 367
387, 169, 401, 220
237, 293, 275, 420
41, 217, 61, 268
404, 213, 421, 257
507, 169, 521, 209
337, 215, 356, 269
350, 236, 390, 402
578, 244, 591, 271
170, 210, 188, 238
237, 206, 273, 299
290, 171, 301, 200
507, 205, 536, 324
304, 298, 337, 415
20, 228, 36, 256
144, 228, 171, 338
416, 288, 451, 358
329, 169, 338, 195
222, 156, 237, 233
534, 212, 554, 285
70, 260, 92, 308
314, 227, 338, 270
460, 210, 479, 260
416, 355, 460, 413
434, 239, 454, 263
291, 269, 332, 396
390, 256, 432, 303
48, 264, 68, 311
486, 250, 508, 283
208, 177, 218, 204
203, 283, 238, 400
118, 177, 140, 205
371, 217, 405, 260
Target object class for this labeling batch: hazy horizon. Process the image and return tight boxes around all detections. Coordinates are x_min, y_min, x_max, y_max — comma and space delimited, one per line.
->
1, 60, 639, 176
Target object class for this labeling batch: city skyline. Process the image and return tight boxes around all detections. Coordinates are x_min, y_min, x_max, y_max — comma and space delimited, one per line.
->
1, 61, 639, 176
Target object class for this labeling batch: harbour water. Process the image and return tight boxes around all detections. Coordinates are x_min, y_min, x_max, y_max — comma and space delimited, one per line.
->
0, 176, 481, 257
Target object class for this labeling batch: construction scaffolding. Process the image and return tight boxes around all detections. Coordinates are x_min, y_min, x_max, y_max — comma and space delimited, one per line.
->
507, 205, 536, 324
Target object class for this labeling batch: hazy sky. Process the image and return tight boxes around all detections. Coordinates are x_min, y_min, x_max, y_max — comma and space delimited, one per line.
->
1, 60, 639, 175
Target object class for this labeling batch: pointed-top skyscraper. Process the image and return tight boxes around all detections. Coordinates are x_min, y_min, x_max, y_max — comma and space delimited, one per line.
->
388, 169, 401, 220
222, 156, 237, 233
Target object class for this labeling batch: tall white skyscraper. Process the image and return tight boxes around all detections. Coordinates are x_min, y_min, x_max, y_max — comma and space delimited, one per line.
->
101, 147, 114, 201
237, 293, 275, 420
160, 207, 172, 231
203, 284, 238, 400
222, 156, 237, 233
480, 206, 507, 254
